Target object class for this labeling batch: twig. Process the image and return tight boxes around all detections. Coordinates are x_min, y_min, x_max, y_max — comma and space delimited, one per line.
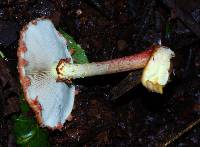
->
110, 70, 142, 100
160, 117, 200, 147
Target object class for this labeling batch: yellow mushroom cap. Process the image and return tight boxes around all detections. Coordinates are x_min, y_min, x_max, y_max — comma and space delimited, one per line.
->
141, 46, 175, 94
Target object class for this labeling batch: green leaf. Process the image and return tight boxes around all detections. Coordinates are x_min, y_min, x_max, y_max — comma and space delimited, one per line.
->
0, 51, 5, 59
13, 115, 50, 147
59, 29, 89, 64
13, 90, 50, 147
19, 91, 30, 113
14, 115, 37, 144
26, 126, 50, 147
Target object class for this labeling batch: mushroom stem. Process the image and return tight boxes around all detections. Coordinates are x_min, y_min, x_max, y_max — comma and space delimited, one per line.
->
56, 49, 153, 80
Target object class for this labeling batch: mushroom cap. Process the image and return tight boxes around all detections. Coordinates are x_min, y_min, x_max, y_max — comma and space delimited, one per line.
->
17, 18, 75, 129
141, 46, 175, 94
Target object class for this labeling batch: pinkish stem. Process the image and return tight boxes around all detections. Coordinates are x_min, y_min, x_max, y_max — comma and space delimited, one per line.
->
56, 49, 153, 80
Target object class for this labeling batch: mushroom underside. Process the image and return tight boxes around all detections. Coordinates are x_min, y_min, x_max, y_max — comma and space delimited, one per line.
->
18, 19, 75, 129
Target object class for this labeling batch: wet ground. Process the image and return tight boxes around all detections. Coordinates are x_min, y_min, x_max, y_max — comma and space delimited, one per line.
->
0, 0, 200, 146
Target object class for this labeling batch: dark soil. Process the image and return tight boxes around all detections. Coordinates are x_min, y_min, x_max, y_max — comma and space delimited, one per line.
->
0, 60, 20, 146
0, 0, 200, 146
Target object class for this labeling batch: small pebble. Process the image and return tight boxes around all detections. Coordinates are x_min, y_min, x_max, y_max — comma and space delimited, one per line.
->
76, 9, 83, 16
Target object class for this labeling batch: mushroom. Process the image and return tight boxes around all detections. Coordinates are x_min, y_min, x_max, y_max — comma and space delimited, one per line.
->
17, 18, 175, 129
